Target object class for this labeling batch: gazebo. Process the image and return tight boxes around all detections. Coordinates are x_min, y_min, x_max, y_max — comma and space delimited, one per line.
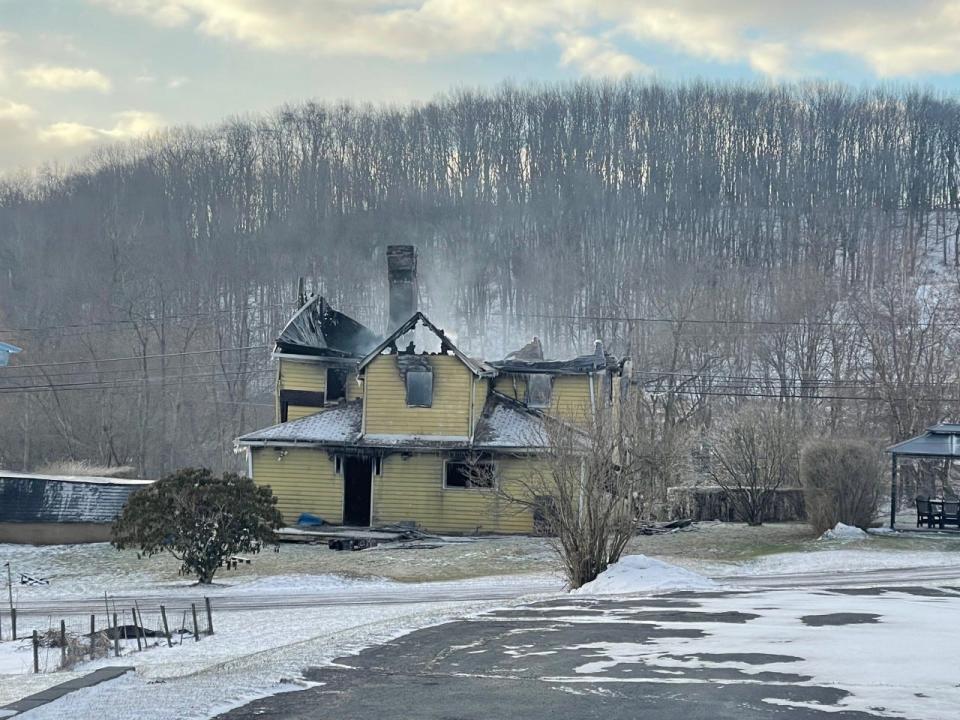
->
886, 423, 960, 529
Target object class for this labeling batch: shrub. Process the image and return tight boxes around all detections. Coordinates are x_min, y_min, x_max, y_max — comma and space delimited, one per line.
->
112, 468, 283, 583
801, 440, 882, 534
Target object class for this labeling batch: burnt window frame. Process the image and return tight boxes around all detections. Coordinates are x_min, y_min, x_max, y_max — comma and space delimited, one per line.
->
443, 456, 496, 491
326, 367, 349, 403
405, 368, 434, 407
525, 373, 553, 409
279, 389, 325, 422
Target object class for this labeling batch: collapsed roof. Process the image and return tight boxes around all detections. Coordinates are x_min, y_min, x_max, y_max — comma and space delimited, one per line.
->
492, 340, 617, 375
275, 296, 382, 358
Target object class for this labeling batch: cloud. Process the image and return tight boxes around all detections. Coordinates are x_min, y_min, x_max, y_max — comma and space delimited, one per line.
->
37, 111, 164, 147
0, 103, 164, 174
88, 0, 960, 79
20, 65, 113, 92
557, 33, 649, 77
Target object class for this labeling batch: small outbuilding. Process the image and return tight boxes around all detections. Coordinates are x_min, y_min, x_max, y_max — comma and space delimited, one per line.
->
0, 471, 153, 544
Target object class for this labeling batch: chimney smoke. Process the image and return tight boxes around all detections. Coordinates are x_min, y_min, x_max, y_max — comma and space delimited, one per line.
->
386, 245, 417, 332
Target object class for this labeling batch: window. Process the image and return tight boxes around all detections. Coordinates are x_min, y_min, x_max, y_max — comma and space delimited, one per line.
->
525, 374, 552, 408
444, 458, 495, 490
279, 389, 325, 422
326, 368, 348, 403
405, 369, 433, 407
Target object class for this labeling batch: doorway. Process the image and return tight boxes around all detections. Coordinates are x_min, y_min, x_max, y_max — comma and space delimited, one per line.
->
343, 456, 372, 526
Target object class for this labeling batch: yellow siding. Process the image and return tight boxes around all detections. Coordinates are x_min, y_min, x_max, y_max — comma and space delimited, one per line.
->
493, 373, 597, 424
363, 354, 473, 436
286, 406, 320, 422
279, 358, 327, 393
345, 372, 361, 401
372, 453, 534, 533
251, 447, 342, 524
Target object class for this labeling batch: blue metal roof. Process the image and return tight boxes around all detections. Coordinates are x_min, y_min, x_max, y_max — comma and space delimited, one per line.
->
0, 472, 152, 524
0, 342, 21, 367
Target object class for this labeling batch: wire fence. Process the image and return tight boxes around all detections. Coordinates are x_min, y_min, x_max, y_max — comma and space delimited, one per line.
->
0, 596, 215, 674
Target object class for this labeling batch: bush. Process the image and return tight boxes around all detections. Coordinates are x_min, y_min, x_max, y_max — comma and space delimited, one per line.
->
112, 468, 283, 583
801, 440, 882, 534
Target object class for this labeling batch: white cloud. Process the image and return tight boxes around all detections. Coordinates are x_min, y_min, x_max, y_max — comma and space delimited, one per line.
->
557, 33, 649, 77
21, 65, 113, 92
38, 111, 164, 146
87, 0, 960, 78
0, 97, 35, 122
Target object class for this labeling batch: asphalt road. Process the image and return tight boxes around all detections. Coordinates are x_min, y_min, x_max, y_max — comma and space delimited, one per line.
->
218, 588, 953, 720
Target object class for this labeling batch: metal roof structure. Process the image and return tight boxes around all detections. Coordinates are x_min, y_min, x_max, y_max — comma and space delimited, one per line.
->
0, 472, 152, 524
887, 424, 960, 458
885, 423, 960, 528
275, 295, 381, 358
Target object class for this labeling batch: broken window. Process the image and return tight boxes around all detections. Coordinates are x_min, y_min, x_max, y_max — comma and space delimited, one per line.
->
525, 374, 552, 408
326, 368, 348, 403
279, 389, 325, 422
405, 369, 433, 407
444, 459, 495, 489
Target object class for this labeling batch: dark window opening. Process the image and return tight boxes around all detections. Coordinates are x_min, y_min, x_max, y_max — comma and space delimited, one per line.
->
343, 456, 373, 526
444, 459, 495, 490
406, 369, 433, 407
326, 368, 349, 403
279, 389, 325, 422
525, 374, 552, 408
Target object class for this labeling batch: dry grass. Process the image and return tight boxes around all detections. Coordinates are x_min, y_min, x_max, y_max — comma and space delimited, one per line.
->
33, 460, 138, 479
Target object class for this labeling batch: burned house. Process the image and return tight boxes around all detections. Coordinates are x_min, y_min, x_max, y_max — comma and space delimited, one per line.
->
236, 245, 620, 534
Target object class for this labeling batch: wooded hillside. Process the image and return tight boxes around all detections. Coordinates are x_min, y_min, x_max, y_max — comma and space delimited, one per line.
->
2, 80, 959, 477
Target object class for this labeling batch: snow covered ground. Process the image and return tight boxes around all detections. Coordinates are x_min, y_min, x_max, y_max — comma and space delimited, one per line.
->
571, 555, 717, 595
4, 527, 960, 717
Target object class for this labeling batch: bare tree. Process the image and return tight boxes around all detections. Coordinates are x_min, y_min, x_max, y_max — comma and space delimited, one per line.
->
708, 405, 799, 526
497, 405, 650, 589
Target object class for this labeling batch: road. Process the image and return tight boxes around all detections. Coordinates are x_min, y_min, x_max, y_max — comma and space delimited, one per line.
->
219, 585, 960, 720
13, 562, 960, 618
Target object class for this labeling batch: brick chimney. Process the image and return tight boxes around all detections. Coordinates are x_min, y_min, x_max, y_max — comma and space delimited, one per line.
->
386, 245, 417, 332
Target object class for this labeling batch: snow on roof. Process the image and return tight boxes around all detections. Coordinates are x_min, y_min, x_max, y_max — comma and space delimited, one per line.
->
237, 400, 362, 445
473, 393, 550, 449
0, 473, 153, 524
0, 471, 152, 486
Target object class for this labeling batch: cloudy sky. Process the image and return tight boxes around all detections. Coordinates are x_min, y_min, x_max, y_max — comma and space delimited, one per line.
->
3, 0, 960, 173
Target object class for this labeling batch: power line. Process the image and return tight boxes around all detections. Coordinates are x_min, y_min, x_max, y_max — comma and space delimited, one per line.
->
0, 344, 271, 371
0, 305, 291, 334
0, 368, 272, 394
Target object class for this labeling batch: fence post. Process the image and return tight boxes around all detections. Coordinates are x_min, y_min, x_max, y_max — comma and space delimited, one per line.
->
60, 620, 66, 666
32, 629, 39, 674
132, 607, 142, 651
112, 613, 120, 657
159, 605, 172, 648
89, 614, 95, 658
0, 609, 3, 641
204, 597, 214, 635
11, 608, 16, 640
191, 603, 200, 642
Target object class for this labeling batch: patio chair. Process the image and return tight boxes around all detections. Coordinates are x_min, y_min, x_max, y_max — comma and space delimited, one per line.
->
916, 496, 943, 528
941, 500, 960, 529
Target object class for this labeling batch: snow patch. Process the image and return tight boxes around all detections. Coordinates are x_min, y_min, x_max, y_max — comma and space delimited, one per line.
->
819, 523, 868, 541
571, 555, 717, 596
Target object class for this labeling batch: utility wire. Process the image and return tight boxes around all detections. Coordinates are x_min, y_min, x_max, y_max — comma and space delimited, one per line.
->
0, 344, 271, 371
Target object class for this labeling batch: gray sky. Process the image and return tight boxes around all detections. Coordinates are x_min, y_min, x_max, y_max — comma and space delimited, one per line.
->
3, 0, 960, 174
